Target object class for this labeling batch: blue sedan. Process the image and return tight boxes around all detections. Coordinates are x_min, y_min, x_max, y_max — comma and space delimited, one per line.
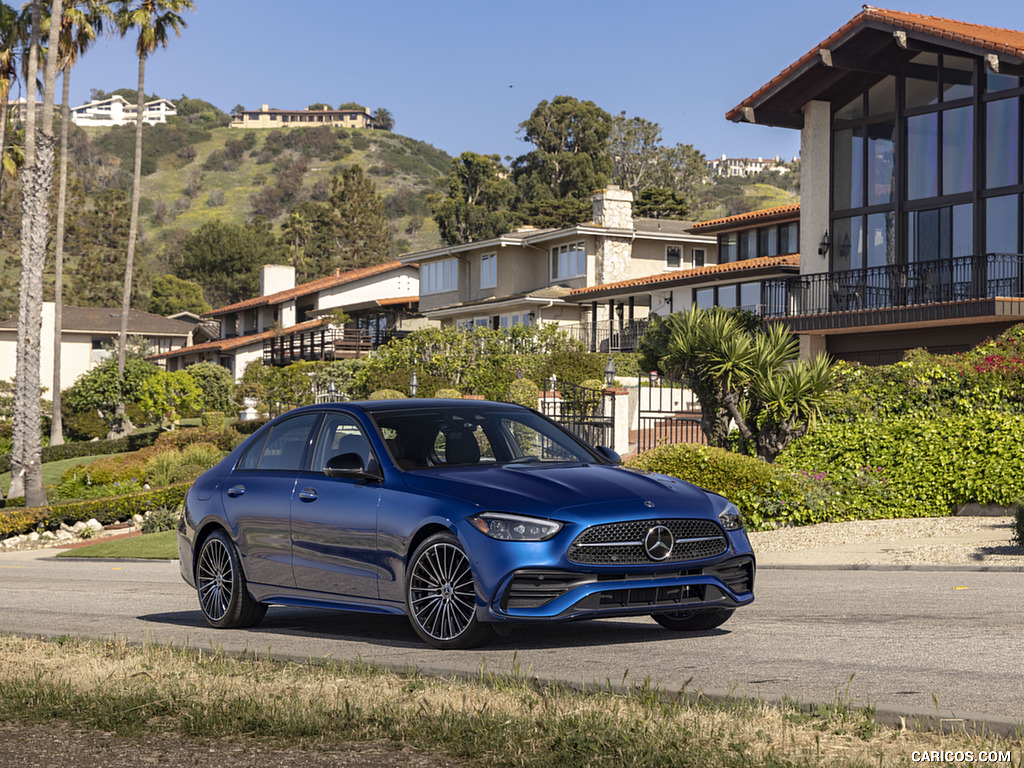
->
178, 400, 755, 649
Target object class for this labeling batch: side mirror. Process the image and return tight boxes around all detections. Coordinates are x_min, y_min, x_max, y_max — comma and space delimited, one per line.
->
594, 445, 621, 465
323, 452, 382, 481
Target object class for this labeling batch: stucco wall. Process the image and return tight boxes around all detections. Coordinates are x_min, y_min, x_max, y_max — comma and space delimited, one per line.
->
801, 100, 831, 276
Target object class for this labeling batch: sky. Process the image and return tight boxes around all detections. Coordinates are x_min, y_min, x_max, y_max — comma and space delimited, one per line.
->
58, 0, 1024, 165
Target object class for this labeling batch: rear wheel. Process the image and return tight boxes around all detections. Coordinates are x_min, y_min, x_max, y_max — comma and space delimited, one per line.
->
652, 608, 734, 632
406, 532, 495, 650
196, 529, 267, 629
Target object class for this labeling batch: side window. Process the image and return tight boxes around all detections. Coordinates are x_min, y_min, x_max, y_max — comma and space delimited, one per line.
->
254, 414, 320, 471
236, 430, 269, 471
311, 413, 374, 471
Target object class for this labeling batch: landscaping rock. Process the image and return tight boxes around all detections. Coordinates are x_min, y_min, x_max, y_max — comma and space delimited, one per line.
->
2, 536, 19, 549
55, 530, 74, 542
85, 519, 103, 532
27, 532, 40, 542
70, 522, 87, 534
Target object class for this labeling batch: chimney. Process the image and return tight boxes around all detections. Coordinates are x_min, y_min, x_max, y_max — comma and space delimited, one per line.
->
591, 185, 633, 230
261, 103, 269, 111
260, 264, 295, 296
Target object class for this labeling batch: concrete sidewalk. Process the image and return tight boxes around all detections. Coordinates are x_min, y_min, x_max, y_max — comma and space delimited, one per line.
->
749, 515, 1024, 570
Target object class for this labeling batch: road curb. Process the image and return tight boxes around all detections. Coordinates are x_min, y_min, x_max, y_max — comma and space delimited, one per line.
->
759, 563, 1024, 573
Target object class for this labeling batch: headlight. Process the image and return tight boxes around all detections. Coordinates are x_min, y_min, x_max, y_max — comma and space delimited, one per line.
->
718, 503, 743, 531
469, 512, 563, 541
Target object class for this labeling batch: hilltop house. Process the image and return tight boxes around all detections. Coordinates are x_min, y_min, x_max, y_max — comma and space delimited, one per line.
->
231, 104, 375, 130
0, 305, 195, 390
149, 261, 425, 380
69, 95, 177, 126
730, 6, 1024, 364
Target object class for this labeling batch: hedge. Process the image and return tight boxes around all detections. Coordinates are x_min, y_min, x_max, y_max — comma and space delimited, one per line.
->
0, 483, 190, 538
0, 431, 161, 475
625, 442, 897, 530
778, 412, 1024, 517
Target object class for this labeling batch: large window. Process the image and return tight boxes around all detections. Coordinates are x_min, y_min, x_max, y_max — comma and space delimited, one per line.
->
550, 242, 586, 281
718, 225, 796, 263
829, 54, 1024, 271
480, 253, 497, 289
422, 258, 458, 295
693, 282, 763, 312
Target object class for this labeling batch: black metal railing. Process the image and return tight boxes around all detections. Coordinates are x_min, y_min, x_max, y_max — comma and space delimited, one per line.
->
763, 253, 1024, 318
263, 327, 373, 366
561, 318, 651, 353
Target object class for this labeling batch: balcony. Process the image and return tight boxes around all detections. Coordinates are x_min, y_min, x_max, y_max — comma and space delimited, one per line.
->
763, 253, 1024, 331
561, 318, 652, 353
263, 327, 377, 366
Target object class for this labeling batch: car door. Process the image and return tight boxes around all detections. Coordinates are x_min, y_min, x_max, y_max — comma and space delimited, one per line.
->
290, 411, 383, 599
223, 412, 321, 589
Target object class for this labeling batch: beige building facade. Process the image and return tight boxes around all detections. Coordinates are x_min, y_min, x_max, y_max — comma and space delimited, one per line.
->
230, 104, 375, 129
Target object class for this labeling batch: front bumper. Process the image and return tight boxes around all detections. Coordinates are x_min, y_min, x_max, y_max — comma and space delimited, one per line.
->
484, 556, 755, 622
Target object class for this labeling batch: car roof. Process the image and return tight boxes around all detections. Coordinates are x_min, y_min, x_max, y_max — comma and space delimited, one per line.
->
292, 399, 530, 415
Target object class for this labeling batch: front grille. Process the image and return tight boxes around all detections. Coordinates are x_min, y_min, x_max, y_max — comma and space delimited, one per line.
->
503, 570, 595, 610
574, 584, 704, 611
568, 519, 728, 565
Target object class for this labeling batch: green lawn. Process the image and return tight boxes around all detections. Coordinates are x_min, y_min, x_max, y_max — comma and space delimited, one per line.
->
56, 530, 179, 560
1, 452, 127, 498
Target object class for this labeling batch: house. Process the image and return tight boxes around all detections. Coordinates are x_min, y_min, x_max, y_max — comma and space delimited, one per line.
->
0, 304, 195, 390
69, 95, 177, 126
400, 186, 717, 346
565, 204, 802, 349
707, 155, 795, 178
230, 104, 375, 130
729, 6, 1024, 364
149, 261, 425, 380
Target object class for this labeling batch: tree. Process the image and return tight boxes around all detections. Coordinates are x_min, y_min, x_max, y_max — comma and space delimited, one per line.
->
337, 101, 365, 111
63, 354, 158, 430
175, 219, 285, 308
113, 0, 194, 437
646, 307, 835, 462
282, 165, 390, 280
429, 152, 517, 245
67, 188, 131, 306
185, 361, 234, 413
138, 368, 201, 428
0, 2, 25, 232
10, 0, 63, 506
50, 0, 111, 447
511, 95, 613, 226
148, 273, 209, 315
307, 102, 330, 111
371, 106, 393, 131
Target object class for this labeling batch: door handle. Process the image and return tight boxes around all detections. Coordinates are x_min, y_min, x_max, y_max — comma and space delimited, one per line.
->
298, 487, 319, 502
227, 484, 245, 497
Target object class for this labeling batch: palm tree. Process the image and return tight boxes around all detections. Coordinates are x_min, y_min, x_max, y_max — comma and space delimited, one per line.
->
0, 2, 26, 233
111, 0, 193, 436
49, 0, 109, 446
9, 0, 63, 506
371, 107, 394, 131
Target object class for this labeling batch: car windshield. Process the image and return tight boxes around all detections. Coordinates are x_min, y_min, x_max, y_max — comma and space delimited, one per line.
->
370, 406, 597, 470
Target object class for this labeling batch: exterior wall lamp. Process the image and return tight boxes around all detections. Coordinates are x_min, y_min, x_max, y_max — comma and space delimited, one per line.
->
818, 231, 831, 257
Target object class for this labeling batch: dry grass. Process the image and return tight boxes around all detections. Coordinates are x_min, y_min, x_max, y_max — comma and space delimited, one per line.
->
0, 635, 1020, 767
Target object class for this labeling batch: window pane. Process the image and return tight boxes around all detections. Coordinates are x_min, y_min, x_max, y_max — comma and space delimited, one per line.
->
779, 223, 798, 254
953, 203, 973, 258
906, 53, 939, 108
739, 282, 761, 312
835, 94, 864, 121
907, 113, 938, 200
739, 230, 756, 260
866, 212, 894, 268
868, 76, 896, 115
987, 194, 1019, 254
695, 288, 714, 309
259, 414, 319, 471
943, 106, 973, 196
867, 122, 895, 205
907, 208, 942, 262
833, 127, 863, 210
832, 216, 863, 271
942, 56, 975, 102
718, 284, 737, 308
719, 234, 738, 263
987, 98, 1019, 189
759, 227, 777, 257
987, 71, 1020, 93
666, 246, 681, 268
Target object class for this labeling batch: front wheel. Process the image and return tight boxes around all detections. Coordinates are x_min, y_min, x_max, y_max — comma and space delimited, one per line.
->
652, 608, 734, 632
406, 532, 495, 649
195, 529, 267, 629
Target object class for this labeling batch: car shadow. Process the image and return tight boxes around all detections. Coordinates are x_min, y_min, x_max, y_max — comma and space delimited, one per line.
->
138, 606, 730, 650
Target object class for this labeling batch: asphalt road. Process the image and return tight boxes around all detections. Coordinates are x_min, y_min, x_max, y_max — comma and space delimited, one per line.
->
2, 551, 1021, 733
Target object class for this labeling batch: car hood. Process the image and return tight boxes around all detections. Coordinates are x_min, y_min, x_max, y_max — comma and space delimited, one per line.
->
399, 463, 718, 523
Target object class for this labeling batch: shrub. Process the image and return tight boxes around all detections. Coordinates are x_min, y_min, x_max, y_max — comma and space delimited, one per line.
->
369, 389, 407, 400
141, 505, 180, 534
506, 379, 539, 408
201, 411, 226, 429
234, 418, 269, 435
154, 426, 241, 452
432, 388, 462, 399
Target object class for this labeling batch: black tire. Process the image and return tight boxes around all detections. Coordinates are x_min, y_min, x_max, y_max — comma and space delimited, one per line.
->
195, 529, 267, 629
652, 608, 734, 632
405, 532, 496, 650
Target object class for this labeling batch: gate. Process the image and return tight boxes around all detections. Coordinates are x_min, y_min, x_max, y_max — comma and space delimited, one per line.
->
540, 377, 615, 448
636, 377, 704, 454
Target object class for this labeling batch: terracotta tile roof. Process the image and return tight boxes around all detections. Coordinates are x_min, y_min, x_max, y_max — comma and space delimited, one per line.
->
569, 255, 801, 298
728, 7, 1024, 122
692, 204, 801, 232
148, 318, 327, 360
204, 261, 408, 317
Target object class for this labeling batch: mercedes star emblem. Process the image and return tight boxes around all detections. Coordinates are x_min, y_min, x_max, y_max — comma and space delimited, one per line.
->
643, 525, 674, 561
